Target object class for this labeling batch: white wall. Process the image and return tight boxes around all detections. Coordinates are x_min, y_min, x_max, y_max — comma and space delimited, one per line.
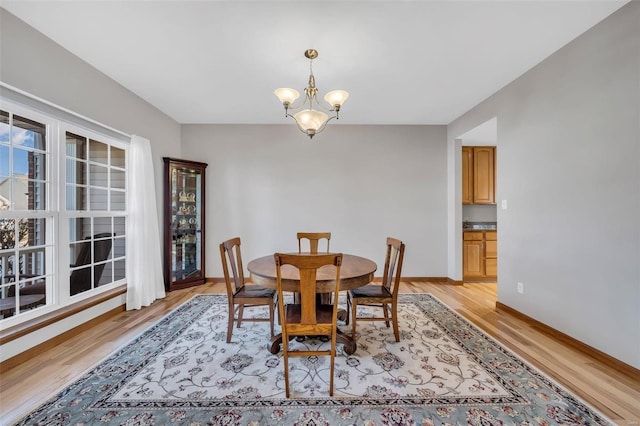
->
181, 124, 448, 279
0, 9, 181, 207
448, 2, 639, 369
0, 9, 181, 362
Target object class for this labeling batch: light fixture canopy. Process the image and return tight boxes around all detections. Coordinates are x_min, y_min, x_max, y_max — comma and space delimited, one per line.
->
274, 49, 349, 139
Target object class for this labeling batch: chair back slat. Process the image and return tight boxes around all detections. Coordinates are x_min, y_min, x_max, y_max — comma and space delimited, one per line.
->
382, 237, 405, 296
220, 237, 245, 294
299, 269, 319, 324
297, 232, 331, 254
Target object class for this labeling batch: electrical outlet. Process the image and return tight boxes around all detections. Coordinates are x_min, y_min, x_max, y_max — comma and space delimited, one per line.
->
517, 282, 524, 294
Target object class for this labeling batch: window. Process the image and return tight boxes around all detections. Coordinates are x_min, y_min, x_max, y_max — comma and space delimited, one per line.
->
0, 100, 127, 322
64, 130, 127, 296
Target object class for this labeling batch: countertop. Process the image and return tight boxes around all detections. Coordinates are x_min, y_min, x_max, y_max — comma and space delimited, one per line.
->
463, 222, 497, 231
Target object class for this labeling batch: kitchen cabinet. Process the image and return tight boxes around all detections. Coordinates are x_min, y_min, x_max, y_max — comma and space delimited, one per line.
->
463, 230, 497, 280
462, 147, 474, 204
462, 146, 495, 204
163, 157, 208, 291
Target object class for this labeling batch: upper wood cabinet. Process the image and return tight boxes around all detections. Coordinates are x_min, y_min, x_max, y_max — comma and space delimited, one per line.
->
462, 146, 496, 204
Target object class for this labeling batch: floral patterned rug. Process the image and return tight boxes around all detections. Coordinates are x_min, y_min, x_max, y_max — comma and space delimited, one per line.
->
15, 293, 612, 425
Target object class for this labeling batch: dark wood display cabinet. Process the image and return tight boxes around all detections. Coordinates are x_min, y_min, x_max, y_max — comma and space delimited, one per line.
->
163, 158, 208, 291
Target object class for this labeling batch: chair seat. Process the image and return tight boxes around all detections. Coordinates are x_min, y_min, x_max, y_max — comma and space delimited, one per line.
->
235, 285, 276, 299
284, 303, 335, 324
350, 284, 392, 300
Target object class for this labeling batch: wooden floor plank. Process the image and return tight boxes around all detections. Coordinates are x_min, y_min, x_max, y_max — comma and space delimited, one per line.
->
1, 281, 638, 425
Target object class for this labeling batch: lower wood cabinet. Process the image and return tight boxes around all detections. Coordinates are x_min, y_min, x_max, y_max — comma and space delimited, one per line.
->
463, 230, 497, 280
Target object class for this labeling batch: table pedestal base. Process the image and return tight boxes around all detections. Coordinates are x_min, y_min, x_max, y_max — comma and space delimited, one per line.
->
269, 328, 357, 355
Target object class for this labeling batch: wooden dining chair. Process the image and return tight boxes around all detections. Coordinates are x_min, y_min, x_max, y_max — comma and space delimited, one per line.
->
275, 252, 343, 397
297, 232, 331, 254
220, 237, 276, 343
346, 237, 405, 342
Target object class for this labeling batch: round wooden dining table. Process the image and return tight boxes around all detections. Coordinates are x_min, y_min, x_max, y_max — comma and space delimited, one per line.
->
247, 253, 377, 355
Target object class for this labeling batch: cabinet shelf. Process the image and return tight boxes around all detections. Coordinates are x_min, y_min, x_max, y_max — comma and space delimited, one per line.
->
163, 157, 208, 291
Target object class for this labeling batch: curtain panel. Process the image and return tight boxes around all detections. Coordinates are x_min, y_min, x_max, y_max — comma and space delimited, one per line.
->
125, 135, 165, 309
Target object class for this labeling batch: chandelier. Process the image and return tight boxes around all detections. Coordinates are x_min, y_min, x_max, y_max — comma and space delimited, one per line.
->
274, 49, 349, 139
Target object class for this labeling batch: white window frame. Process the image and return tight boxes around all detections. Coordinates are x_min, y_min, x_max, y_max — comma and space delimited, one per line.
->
0, 98, 128, 329
59, 123, 128, 301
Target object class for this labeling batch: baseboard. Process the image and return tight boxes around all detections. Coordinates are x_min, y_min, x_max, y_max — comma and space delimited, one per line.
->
463, 277, 497, 283
496, 301, 640, 379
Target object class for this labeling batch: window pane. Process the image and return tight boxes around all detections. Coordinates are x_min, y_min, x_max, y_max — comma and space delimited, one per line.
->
114, 217, 125, 237
96, 232, 113, 261
11, 177, 27, 210
18, 246, 46, 276
30, 150, 47, 179
113, 236, 125, 258
94, 217, 112, 236
19, 277, 47, 308
0, 111, 9, 143
0, 281, 16, 296
66, 185, 88, 211
13, 148, 46, 183
0, 294, 16, 318
27, 180, 47, 211
89, 163, 108, 188
111, 168, 125, 190
114, 259, 125, 281
89, 139, 108, 165
66, 132, 87, 160
0, 252, 15, 277
12, 147, 29, 178
19, 218, 46, 248
111, 191, 125, 211
0, 219, 16, 249
90, 187, 108, 210
97, 261, 112, 286
66, 158, 87, 185
70, 265, 91, 296
0, 145, 9, 177
13, 115, 46, 151
112, 146, 125, 168
69, 217, 91, 242
70, 240, 90, 267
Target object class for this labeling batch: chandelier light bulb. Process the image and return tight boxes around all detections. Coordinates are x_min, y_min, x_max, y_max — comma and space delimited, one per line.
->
274, 88, 300, 107
324, 90, 349, 109
293, 109, 329, 138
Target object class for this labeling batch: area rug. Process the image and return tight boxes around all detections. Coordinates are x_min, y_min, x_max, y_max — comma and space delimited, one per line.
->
15, 293, 612, 425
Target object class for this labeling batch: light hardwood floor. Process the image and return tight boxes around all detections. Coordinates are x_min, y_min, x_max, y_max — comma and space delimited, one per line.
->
1, 281, 638, 425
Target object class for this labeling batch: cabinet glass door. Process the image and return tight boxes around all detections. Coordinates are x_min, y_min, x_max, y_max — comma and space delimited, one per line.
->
163, 158, 207, 291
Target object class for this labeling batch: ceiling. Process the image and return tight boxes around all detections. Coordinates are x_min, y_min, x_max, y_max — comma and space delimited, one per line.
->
1, 1, 627, 125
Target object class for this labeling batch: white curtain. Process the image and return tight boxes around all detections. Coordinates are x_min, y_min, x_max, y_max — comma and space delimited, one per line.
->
126, 135, 165, 310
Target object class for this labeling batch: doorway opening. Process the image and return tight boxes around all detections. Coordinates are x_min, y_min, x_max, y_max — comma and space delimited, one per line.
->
458, 117, 497, 283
